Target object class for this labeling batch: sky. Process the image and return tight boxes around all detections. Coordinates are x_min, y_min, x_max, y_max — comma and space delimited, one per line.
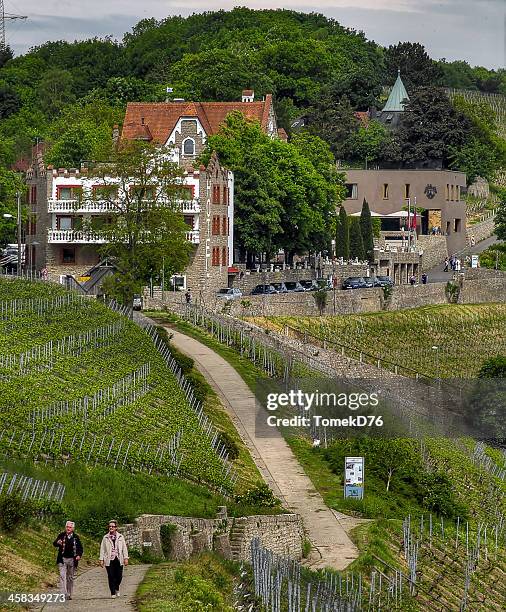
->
3, 0, 505, 69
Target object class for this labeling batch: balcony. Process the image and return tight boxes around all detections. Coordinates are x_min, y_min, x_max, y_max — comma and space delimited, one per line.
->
47, 229, 107, 244
178, 198, 200, 214
48, 199, 117, 213
186, 230, 200, 244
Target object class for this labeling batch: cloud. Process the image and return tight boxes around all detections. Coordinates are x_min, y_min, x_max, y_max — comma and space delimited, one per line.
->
5, 1, 504, 68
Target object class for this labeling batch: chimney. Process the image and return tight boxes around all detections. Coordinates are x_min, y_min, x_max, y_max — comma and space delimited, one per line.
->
242, 89, 254, 103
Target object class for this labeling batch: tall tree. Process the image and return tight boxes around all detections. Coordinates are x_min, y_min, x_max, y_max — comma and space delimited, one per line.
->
360, 198, 375, 261
494, 188, 506, 242
349, 217, 365, 261
335, 206, 349, 259
384, 42, 443, 91
85, 141, 192, 303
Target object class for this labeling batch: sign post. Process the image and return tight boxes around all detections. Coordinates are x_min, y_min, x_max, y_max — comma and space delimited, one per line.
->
344, 456, 364, 500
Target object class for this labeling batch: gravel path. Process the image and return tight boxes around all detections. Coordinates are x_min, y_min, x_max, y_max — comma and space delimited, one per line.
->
34, 565, 150, 611
167, 327, 359, 571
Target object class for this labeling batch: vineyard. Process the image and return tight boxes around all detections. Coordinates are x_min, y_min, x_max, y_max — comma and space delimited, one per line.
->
0, 277, 237, 494
446, 88, 506, 140
251, 304, 506, 379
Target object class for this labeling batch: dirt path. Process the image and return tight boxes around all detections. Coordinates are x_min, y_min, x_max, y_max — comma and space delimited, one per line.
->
35, 565, 150, 611
167, 327, 359, 571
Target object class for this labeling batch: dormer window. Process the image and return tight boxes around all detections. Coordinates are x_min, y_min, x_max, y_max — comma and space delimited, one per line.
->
183, 138, 195, 156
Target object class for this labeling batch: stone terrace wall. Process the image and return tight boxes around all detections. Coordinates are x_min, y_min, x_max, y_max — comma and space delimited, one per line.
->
120, 512, 304, 563
466, 215, 495, 244
417, 235, 448, 270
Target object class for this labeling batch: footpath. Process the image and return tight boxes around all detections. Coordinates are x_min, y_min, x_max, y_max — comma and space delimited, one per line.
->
34, 565, 149, 611
167, 327, 360, 571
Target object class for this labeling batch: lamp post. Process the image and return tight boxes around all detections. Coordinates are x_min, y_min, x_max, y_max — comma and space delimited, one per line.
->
432, 345, 440, 385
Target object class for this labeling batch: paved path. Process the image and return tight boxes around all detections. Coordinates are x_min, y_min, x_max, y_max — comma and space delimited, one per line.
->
36, 565, 149, 611
167, 327, 359, 571
427, 235, 497, 283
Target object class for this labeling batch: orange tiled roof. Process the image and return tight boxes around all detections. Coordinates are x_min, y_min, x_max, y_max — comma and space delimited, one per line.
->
354, 111, 370, 126
121, 95, 273, 143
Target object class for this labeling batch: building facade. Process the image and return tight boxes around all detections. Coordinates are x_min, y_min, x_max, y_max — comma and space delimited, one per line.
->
25, 90, 279, 298
343, 168, 467, 254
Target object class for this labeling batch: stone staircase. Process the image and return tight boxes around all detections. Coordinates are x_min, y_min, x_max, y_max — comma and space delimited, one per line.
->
229, 518, 247, 560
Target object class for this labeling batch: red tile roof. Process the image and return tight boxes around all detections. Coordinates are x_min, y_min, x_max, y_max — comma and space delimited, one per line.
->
354, 111, 370, 126
121, 95, 273, 143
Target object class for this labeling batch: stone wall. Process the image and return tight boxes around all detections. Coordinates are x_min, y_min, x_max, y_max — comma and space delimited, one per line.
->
417, 235, 448, 270
466, 215, 496, 245
120, 511, 304, 562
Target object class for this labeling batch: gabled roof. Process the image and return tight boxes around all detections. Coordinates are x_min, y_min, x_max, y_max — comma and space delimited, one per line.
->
382, 71, 410, 112
121, 95, 274, 143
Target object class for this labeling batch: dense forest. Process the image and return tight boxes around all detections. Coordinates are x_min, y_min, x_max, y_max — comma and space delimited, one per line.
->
0, 8, 505, 248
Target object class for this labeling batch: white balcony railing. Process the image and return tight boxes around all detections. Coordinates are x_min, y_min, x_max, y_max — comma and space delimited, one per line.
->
48, 198, 200, 214
186, 230, 200, 244
47, 229, 107, 244
48, 199, 117, 213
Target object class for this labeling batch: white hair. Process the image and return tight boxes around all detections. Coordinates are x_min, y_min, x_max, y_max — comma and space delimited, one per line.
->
65, 521, 75, 528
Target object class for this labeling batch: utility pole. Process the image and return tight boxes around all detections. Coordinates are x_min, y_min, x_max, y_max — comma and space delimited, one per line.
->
0, 0, 27, 51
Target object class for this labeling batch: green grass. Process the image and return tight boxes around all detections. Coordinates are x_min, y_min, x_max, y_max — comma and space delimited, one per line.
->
136, 553, 241, 612
251, 304, 506, 378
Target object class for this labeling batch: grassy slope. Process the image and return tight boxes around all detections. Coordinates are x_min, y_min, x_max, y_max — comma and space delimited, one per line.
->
251, 304, 506, 378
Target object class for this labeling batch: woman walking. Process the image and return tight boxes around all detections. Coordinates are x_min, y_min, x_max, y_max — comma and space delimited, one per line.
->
99, 520, 129, 598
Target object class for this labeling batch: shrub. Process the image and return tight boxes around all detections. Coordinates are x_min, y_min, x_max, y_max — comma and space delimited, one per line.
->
312, 289, 328, 315
0, 494, 35, 532
415, 472, 468, 519
445, 280, 460, 303
235, 483, 280, 508
218, 431, 240, 460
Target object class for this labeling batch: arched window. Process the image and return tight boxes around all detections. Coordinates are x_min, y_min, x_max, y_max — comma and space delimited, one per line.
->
183, 138, 195, 156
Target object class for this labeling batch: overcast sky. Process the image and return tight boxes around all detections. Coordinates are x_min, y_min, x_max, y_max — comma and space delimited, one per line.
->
4, 0, 505, 69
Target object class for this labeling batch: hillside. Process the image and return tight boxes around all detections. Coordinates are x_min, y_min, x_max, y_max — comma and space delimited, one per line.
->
251, 304, 506, 378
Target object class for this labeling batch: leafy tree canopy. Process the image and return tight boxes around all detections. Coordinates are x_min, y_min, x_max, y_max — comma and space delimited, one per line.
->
384, 42, 443, 91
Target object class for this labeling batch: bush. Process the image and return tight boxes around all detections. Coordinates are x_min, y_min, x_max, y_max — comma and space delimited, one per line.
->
235, 483, 280, 508
0, 494, 35, 532
218, 431, 239, 460
415, 472, 468, 519
186, 370, 208, 404
160, 523, 178, 559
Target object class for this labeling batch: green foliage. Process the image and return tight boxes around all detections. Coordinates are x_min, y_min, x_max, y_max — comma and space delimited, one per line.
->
494, 189, 506, 242
235, 483, 280, 508
479, 242, 506, 271
478, 355, 506, 378
348, 120, 392, 164
160, 523, 178, 559
359, 198, 374, 261
217, 430, 239, 461
0, 494, 35, 532
384, 42, 443, 91
445, 280, 460, 304
349, 217, 365, 260
312, 289, 328, 316
336, 206, 349, 259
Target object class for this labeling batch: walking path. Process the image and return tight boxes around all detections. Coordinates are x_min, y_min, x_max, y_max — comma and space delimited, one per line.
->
427, 235, 497, 283
35, 565, 149, 611
167, 327, 359, 571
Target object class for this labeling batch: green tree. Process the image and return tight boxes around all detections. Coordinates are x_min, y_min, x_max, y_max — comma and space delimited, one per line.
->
85, 141, 192, 304
0, 46, 13, 69
348, 120, 391, 164
0, 168, 24, 247
494, 189, 506, 241
0, 84, 20, 119
384, 42, 443, 91
36, 69, 76, 117
349, 217, 365, 260
360, 198, 374, 261
336, 205, 349, 259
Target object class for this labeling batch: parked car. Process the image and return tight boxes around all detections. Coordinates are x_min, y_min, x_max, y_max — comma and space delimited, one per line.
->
284, 281, 306, 293
299, 279, 319, 291
132, 294, 143, 311
216, 288, 243, 300
271, 282, 288, 293
342, 277, 368, 290
372, 276, 394, 287
251, 284, 277, 295
362, 277, 375, 288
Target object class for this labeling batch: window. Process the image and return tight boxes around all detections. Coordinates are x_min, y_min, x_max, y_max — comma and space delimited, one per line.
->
57, 216, 72, 230
404, 184, 410, 199
212, 185, 221, 204
222, 246, 228, 266
222, 216, 228, 235
57, 186, 82, 201
212, 216, 220, 235
457, 186, 461, 201
450, 185, 454, 201
212, 247, 220, 266
182, 138, 195, 156
183, 215, 194, 229
222, 186, 228, 205
382, 184, 389, 199
61, 247, 75, 264
445, 184, 449, 201
345, 184, 358, 199
454, 218, 461, 233
30, 185, 37, 205
93, 185, 118, 200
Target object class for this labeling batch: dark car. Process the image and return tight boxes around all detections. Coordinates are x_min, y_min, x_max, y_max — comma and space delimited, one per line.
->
284, 281, 306, 293
251, 284, 277, 295
271, 282, 288, 293
362, 277, 375, 288
372, 276, 394, 287
299, 279, 319, 291
342, 277, 368, 290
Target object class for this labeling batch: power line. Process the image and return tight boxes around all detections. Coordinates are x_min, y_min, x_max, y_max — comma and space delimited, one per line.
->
0, 0, 27, 51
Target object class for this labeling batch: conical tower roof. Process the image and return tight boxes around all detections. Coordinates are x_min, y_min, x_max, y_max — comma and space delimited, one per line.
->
383, 70, 409, 112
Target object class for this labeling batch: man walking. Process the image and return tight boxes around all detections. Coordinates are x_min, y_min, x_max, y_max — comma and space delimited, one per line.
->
53, 521, 83, 600
100, 520, 129, 598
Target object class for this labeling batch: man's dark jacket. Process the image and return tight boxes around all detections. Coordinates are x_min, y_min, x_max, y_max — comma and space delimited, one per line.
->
53, 532, 84, 566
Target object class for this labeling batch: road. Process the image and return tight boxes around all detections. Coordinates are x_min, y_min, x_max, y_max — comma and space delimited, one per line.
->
427, 235, 497, 283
